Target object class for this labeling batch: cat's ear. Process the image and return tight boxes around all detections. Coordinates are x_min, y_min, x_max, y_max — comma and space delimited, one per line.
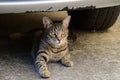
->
62, 16, 71, 28
42, 16, 53, 29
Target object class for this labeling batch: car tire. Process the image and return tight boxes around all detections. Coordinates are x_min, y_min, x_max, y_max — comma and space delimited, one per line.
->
68, 5, 120, 30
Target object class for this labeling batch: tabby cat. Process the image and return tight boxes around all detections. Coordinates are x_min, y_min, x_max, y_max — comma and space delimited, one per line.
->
32, 16, 73, 78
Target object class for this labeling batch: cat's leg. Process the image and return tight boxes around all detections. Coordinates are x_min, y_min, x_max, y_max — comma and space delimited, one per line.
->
35, 54, 50, 78
61, 53, 73, 67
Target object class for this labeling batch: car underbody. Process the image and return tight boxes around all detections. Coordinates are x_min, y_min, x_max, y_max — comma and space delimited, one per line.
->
0, 0, 120, 13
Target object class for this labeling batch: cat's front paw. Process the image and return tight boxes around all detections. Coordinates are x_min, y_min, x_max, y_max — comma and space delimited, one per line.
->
39, 69, 51, 78
61, 60, 74, 67
65, 61, 74, 67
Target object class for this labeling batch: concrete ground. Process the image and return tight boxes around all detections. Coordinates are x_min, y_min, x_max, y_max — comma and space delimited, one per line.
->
0, 12, 120, 80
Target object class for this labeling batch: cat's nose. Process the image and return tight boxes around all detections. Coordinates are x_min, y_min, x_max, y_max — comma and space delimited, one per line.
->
57, 36, 62, 44
57, 37, 61, 41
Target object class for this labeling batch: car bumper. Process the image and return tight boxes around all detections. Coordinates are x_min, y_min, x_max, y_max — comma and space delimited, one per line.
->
0, 0, 120, 13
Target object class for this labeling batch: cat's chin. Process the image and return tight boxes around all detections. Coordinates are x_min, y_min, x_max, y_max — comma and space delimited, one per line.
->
52, 42, 67, 48
49, 43, 62, 48
54, 44, 62, 47
56, 43, 62, 47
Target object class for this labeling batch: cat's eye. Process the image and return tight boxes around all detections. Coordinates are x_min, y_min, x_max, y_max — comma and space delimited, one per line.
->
62, 32, 64, 35
61, 32, 65, 37
50, 32, 55, 35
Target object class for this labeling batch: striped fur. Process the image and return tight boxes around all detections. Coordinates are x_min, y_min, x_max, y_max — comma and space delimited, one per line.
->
32, 16, 73, 78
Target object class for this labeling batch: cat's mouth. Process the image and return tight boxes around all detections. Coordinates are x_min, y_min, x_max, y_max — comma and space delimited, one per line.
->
56, 40, 61, 44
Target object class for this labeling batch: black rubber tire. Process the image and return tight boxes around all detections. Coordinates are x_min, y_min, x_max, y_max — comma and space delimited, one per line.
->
68, 5, 120, 30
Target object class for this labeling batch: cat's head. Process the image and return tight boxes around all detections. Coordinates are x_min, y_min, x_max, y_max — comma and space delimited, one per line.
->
42, 16, 71, 46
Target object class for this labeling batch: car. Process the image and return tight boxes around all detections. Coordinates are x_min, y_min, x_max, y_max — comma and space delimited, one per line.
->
0, 0, 120, 31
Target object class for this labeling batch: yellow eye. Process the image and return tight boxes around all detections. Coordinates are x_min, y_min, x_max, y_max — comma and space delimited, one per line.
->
50, 32, 55, 35
61, 32, 65, 37
62, 32, 64, 35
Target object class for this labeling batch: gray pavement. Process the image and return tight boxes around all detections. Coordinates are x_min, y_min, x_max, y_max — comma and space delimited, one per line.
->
0, 12, 120, 80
